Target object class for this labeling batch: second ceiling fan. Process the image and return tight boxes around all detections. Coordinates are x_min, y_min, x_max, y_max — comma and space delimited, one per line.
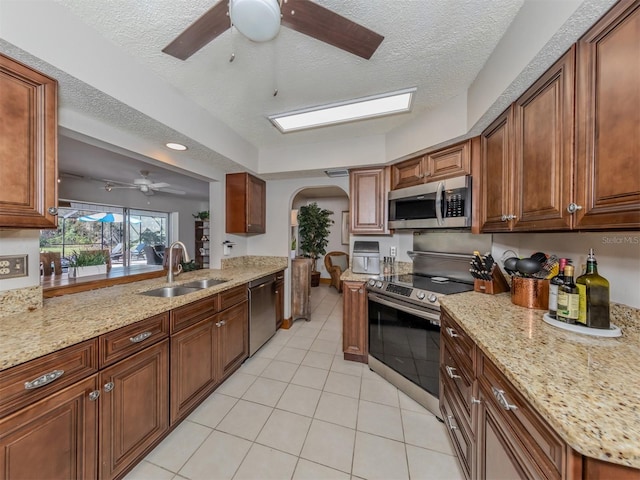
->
163, 0, 384, 61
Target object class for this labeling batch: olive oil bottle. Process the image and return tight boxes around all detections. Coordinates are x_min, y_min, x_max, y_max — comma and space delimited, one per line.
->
557, 265, 579, 324
576, 249, 610, 329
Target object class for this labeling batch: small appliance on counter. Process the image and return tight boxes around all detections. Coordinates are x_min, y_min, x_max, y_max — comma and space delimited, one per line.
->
352, 241, 380, 275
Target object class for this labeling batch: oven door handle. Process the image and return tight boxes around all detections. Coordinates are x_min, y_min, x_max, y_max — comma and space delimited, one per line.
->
368, 293, 441, 325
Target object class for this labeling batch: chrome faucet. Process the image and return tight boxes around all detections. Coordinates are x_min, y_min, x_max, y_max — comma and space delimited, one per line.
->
167, 241, 191, 283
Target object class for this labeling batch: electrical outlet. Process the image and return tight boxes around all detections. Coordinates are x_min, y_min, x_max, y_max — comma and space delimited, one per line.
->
390, 246, 397, 257
0, 255, 28, 279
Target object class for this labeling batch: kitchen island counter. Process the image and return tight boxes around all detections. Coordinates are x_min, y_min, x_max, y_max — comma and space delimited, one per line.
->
0, 256, 287, 371
440, 291, 640, 469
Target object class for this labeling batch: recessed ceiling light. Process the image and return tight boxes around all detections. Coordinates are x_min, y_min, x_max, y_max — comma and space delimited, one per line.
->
268, 87, 417, 133
166, 142, 188, 151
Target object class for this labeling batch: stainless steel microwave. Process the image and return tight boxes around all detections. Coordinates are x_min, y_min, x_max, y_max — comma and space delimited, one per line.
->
388, 175, 472, 229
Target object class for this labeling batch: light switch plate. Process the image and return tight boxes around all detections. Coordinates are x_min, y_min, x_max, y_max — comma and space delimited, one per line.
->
0, 255, 28, 279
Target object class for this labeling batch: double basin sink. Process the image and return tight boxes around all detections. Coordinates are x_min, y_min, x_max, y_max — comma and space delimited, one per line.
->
140, 278, 229, 298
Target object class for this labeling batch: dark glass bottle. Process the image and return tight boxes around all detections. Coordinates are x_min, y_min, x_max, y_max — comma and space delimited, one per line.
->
576, 249, 610, 329
557, 265, 579, 324
548, 258, 568, 319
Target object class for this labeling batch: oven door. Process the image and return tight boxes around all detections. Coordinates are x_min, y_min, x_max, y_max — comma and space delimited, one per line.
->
368, 292, 440, 399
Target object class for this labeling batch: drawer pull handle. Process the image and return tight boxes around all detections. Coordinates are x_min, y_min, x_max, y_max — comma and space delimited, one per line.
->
129, 331, 153, 343
446, 415, 458, 431
104, 382, 115, 393
472, 397, 481, 405
24, 369, 65, 390
89, 390, 100, 401
445, 327, 459, 338
492, 386, 518, 411
445, 365, 461, 379
216, 320, 227, 327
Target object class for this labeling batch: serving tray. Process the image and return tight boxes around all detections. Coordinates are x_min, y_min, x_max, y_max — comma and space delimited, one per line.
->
542, 314, 622, 338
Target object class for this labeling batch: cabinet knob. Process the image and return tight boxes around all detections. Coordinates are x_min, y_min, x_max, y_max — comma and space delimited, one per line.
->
47, 207, 58, 215
501, 215, 508, 222
88, 390, 100, 401
567, 203, 583, 214
104, 382, 115, 393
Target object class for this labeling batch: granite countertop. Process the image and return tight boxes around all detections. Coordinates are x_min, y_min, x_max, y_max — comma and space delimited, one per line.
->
0, 256, 287, 372
440, 291, 640, 469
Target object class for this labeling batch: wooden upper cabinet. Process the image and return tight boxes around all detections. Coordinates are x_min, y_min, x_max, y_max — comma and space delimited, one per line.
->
349, 166, 390, 235
226, 172, 266, 234
391, 156, 424, 190
480, 107, 513, 232
0, 53, 58, 228
391, 140, 473, 191
512, 47, 575, 231
575, 0, 640, 230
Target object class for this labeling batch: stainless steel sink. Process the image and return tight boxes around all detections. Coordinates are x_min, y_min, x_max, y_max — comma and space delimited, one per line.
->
140, 286, 202, 298
181, 278, 229, 289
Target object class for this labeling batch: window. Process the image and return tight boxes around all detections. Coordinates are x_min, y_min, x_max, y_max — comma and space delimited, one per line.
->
40, 202, 170, 271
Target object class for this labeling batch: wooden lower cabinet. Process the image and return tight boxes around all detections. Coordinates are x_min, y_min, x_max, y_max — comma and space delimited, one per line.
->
99, 339, 169, 480
342, 280, 367, 363
218, 301, 249, 378
0, 374, 99, 480
170, 317, 218, 424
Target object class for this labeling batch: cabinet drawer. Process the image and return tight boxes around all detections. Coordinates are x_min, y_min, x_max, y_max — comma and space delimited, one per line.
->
441, 340, 474, 420
219, 284, 248, 311
100, 312, 169, 368
0, 339, 98, 417
478, 353, 565, 477
440, 385, 473, 480
441, 310, 475, 368
171, 295, 218, 333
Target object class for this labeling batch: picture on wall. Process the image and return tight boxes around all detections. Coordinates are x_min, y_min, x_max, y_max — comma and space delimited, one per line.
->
341, 211, 349, 245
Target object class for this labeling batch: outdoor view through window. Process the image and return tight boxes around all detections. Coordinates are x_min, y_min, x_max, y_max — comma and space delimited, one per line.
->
40, 203, 169, 273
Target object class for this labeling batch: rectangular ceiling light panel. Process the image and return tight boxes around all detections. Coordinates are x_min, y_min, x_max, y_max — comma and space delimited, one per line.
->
269, 87, 417, 133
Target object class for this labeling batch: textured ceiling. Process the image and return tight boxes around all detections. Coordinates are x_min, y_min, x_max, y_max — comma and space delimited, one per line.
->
55, 0, 524, 149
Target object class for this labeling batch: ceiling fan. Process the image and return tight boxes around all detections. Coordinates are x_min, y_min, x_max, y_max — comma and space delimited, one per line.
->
104, 171, 186, 196
162, 0, 384, 61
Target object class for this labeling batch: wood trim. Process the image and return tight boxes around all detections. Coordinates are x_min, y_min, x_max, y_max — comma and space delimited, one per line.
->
280, 317, 294, 330
343, 352, 367, 363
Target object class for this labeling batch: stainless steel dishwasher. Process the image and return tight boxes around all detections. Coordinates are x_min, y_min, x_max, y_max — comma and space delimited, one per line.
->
248, 274, 277, 356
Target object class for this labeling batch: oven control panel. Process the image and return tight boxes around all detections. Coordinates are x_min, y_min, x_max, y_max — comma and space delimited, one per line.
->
367, 278, 441, 307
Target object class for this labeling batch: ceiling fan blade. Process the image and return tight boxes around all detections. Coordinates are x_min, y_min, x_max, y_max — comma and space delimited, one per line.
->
149, 182, 171, 189
156, 187, 187, 195
162, 0, 231, 60
281, 0, 384, 60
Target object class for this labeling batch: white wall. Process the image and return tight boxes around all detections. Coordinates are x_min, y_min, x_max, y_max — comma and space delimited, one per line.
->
245, 176, 350, 318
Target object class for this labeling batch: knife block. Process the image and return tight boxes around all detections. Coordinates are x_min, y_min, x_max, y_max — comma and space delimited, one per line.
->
474, 266, 510, 294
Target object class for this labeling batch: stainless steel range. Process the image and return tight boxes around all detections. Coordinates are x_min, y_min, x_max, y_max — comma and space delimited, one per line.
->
367, 232, 491, 419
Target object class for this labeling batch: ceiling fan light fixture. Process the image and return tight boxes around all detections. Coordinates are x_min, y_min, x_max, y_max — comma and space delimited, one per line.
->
268, 87, 417, 133
166, 142, 188, 151
230, 0, 281, 42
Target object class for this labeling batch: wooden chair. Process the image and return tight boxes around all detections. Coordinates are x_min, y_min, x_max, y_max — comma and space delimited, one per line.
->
324, 251, 349, 293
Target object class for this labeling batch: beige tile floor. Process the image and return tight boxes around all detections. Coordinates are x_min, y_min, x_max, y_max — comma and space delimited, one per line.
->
125, 284, 464, 480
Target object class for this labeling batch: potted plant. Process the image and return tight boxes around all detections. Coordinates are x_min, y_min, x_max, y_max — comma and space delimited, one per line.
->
298, 202, 334, 287
192, 211, 210, 221
290, 236, 297, 260
68, 250, 109, 278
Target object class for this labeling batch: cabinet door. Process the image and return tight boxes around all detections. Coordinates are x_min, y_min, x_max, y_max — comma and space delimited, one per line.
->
0, 375, 98, 480
247, 173, 266, 233
390, 156, 424, 190
440, 383, 474, 480
99, 340, 169, 480
426, 140, 471, 182
170, 319, 218, 424
512, 48, 575, 231
218, 301, 249, 379
0, 53, 58, 228
575, 0, 640, 229
342, 281, 367, 362
349, 167, 390, 235
476, 387, 529, 480
480, 107, 513, 232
